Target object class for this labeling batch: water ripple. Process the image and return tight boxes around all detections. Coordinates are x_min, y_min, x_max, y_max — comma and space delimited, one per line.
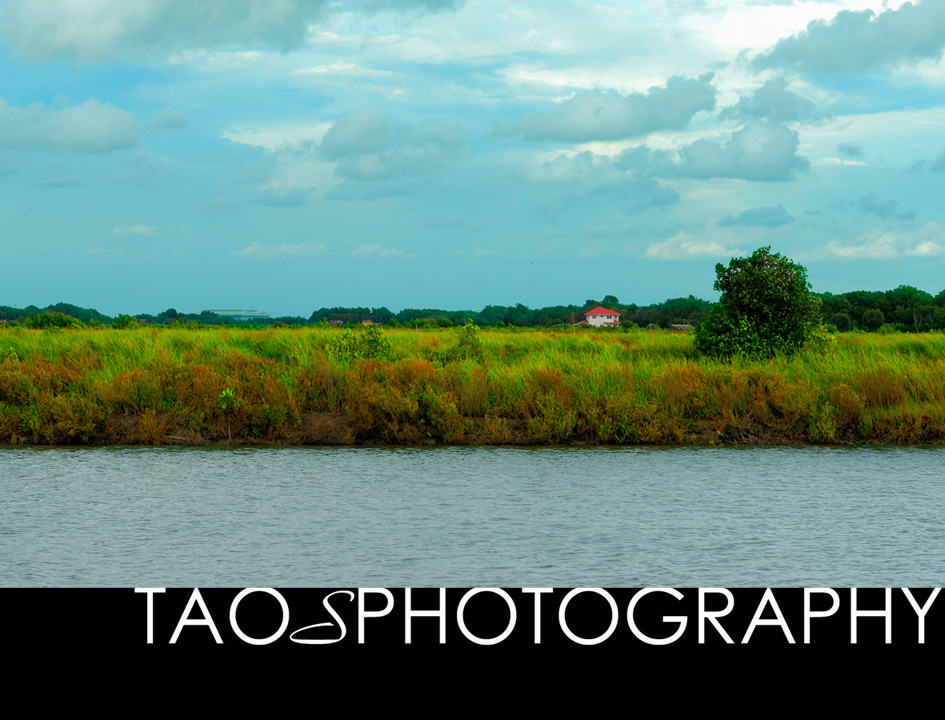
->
2, 445, 944, 586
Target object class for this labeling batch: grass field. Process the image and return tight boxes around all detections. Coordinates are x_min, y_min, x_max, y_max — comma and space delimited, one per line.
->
1, 325, 944, 446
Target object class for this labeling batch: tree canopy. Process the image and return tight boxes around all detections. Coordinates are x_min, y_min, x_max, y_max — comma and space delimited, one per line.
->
695, 246, 820, 358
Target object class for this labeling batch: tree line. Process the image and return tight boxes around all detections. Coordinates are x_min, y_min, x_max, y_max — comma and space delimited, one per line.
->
3, 284, 945, 331
309, 295, 711, 328
816, 286, 945, 333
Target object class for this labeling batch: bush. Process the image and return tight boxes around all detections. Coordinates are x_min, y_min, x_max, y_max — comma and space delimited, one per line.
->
24, 312, 83, 329
327, 325, 395, 362
456, 321, 484, 360
695, 246, 820, 358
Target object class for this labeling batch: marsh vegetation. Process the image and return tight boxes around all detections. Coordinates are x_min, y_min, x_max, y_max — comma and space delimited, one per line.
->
1, 322, 944, 446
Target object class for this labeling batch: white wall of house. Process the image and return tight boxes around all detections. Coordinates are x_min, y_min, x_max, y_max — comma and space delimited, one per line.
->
586, 313, 620, 327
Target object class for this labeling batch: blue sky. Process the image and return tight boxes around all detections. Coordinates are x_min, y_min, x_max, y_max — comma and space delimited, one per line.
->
2, 0, 944, 316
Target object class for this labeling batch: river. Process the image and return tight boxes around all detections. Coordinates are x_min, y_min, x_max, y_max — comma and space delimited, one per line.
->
2, 445, 943, 586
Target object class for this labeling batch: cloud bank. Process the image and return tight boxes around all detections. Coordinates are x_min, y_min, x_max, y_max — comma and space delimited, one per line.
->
509, 74, 716, 143
0, 0, 327, 62
754, 1, 945, 75
0, 98, 140, 152
719, 204, 794, 227
0, 0, 468, 62
679, 123, 809, 181
725, 78, 817, 123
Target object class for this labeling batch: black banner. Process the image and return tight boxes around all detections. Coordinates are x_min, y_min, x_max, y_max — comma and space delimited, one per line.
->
5, 587, 942, 652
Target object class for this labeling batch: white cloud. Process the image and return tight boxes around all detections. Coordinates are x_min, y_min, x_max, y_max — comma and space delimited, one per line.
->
0, 0, 468, 63
724, 78, 818, 123
234, 241, 327, 257
156, 108, 191, 131
825, 222, 945, 259
754, 1, 945, 76
113, 225, 158, 235
718, 204, 794, 227
328, 120, 466, 195
351, 243, 406, 258
817, 157, 868, 166
223, 122, 332, 153
167, 49, 263, 69
679, 122, 809, 181
509, 74, 717, 143
320, 109, 390, 160
642, 232, 746, 260
356, 0, 466, 12
577, 242, 609, 258
0, 98, 140, 153
0, 0, 325, 62
292, 62, 397, 79
528, 151, 604, 184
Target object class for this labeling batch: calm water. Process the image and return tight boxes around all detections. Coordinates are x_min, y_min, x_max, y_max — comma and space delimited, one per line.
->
2, 445, 943, 587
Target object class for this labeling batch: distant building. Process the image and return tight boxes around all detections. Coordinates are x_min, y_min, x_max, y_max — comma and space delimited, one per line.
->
671, 324, 694, 331
582, 306, 621, 327
205, 309, 271, 321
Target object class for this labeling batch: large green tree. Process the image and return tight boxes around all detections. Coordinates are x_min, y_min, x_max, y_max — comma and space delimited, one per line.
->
695, 246, 820, 358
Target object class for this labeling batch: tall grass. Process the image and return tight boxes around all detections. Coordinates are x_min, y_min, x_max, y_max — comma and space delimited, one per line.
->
1, 325, 943, 446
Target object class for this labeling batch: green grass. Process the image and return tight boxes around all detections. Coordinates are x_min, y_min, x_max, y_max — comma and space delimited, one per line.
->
1, 325, 944, 446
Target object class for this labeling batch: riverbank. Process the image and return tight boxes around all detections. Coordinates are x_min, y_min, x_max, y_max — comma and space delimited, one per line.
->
1, 326, 944, 446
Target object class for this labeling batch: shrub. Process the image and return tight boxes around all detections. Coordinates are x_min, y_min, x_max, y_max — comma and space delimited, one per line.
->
695, 246, 821, 358
327, 325, 395, 362
456, 321, 484, 360
24, 312, 83, 329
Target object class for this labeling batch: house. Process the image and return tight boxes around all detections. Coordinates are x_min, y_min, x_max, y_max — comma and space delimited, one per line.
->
582, 306, 621, 327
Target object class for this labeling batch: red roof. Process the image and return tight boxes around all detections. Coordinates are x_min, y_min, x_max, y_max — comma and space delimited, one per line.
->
584, 306, 620, 316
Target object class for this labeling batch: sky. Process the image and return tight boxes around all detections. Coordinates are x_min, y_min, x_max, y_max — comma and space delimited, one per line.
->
2, 0, 944, 316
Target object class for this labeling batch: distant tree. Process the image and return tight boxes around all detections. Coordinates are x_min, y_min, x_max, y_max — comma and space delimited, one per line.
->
695, 247, 820, 358
112, 315, 139, 329
830, 313, 852, 332
45, 303, 112, 324
158, 308, 181, 323
862, 308, 885, 330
